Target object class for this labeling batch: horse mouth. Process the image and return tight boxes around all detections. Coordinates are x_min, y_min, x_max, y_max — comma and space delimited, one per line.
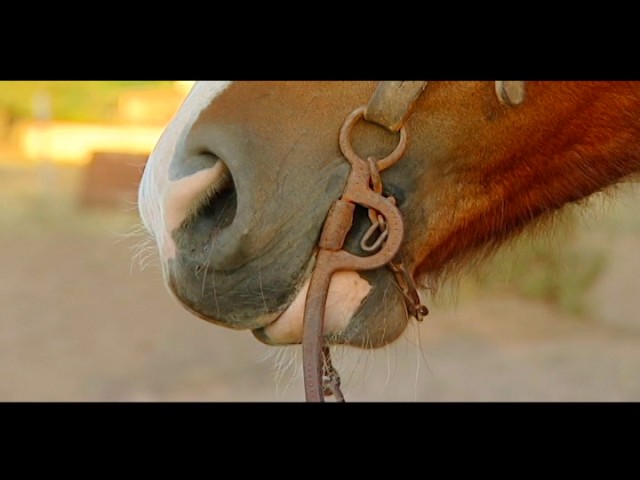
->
252, 270, 373, 345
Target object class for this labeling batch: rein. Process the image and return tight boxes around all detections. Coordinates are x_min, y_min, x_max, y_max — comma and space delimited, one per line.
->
301, 80, 527, 402
301, 81, 429, 402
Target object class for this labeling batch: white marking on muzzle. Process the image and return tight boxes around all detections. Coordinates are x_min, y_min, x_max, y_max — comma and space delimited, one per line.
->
138, 81, 232, 264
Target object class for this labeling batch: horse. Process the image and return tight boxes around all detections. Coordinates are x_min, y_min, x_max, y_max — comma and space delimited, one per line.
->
137, 81, 640, 400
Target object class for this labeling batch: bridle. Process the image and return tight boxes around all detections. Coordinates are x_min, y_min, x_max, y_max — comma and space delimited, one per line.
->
301, 81, 526, 402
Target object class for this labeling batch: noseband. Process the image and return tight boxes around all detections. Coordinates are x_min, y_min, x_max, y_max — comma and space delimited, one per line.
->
301, 81, 526, 402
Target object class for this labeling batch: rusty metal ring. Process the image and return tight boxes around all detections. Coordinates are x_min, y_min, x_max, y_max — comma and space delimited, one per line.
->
339, 106, 408, 171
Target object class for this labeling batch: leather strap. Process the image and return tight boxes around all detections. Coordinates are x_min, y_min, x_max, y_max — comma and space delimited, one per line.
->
495, 81, 526, 106
364, 81, 428, 132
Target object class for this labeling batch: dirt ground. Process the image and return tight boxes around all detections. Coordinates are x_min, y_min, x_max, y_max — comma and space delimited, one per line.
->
1, 164, 639, 402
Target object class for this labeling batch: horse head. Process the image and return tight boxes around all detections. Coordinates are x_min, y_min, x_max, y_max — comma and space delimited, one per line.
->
139, 81, 640, 356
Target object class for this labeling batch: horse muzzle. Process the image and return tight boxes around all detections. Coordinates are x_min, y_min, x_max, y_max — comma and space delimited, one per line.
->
155, 150, 411, 347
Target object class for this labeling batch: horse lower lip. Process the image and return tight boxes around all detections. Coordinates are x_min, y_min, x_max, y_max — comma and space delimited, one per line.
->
253, 271, 373, 345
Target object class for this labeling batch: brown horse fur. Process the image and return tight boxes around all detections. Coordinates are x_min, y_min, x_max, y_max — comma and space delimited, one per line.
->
408, 81, 640, 288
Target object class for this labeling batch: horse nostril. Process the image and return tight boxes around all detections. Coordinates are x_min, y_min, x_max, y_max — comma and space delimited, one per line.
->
173, 159, 238, 261
194, 165, 236, 231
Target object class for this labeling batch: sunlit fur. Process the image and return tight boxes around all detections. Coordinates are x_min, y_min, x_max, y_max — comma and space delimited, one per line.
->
408, 82, 640, 290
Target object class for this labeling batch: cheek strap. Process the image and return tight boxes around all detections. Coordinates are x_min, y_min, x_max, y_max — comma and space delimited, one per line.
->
364, 81, 429, 132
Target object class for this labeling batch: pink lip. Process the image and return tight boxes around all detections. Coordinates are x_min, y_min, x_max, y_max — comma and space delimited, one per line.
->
260, 271, 372, 345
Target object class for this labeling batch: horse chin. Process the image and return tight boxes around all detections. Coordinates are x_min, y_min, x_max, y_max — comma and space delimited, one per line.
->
252, 267, 410, 349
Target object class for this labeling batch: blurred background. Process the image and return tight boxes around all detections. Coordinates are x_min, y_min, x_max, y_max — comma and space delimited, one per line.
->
1, 81, 639, 402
